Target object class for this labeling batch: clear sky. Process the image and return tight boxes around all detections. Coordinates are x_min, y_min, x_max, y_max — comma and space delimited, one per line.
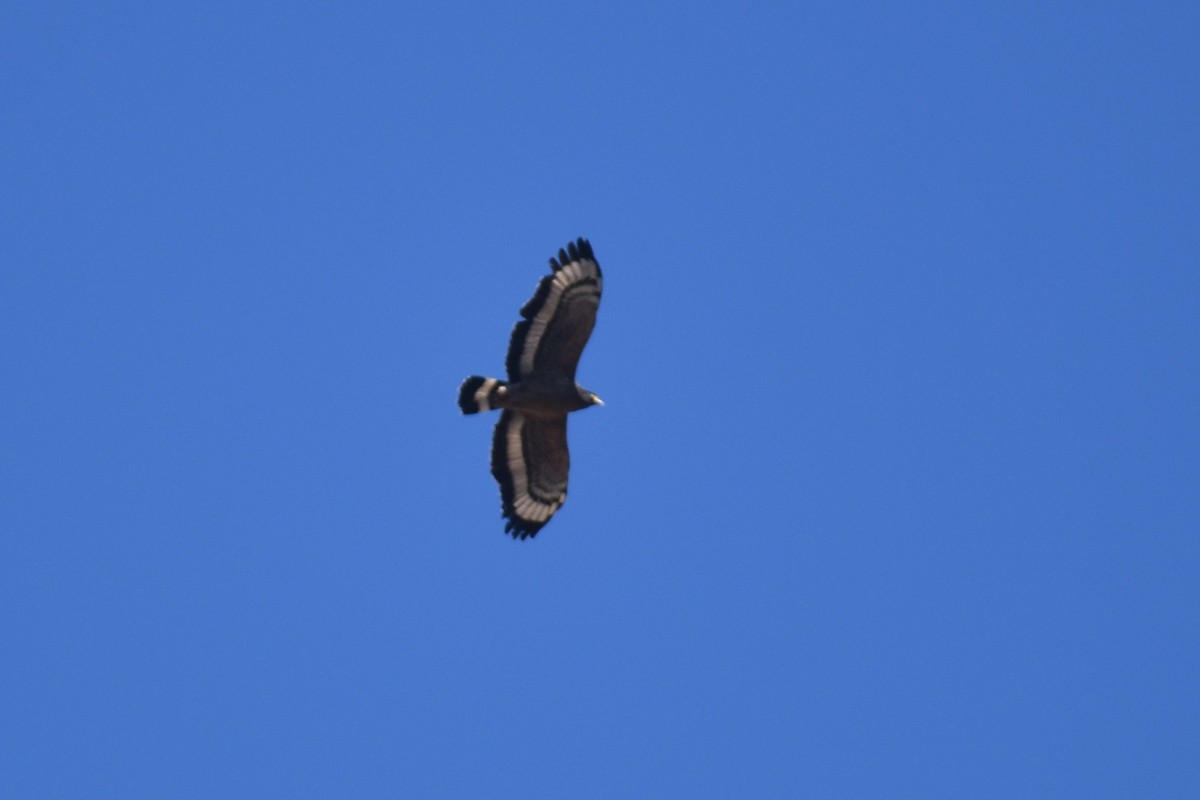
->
2, 2, 1197, 797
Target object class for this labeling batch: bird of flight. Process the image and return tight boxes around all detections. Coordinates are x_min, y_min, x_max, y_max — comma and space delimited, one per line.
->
458, 238, 603, 539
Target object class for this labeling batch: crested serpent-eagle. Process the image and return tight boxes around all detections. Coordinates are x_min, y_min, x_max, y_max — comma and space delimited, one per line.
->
457, 238, 603, 539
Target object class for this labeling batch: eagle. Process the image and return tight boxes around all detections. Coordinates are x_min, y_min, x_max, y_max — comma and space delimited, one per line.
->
457, 238, 603, 539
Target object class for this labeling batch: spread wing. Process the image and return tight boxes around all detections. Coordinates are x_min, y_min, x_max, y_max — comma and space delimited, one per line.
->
491, 411, 570, 539
505, 238, 602, 382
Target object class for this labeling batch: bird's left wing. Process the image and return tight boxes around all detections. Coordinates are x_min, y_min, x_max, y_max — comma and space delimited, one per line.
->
490, 411, 570, 539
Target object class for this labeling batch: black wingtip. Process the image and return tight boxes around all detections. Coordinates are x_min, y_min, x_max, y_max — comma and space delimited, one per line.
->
549, 238, 595, 272
503, 518, 542, 540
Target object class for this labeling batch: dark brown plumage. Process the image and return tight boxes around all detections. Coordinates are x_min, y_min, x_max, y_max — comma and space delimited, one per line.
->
457, 238, 603, 538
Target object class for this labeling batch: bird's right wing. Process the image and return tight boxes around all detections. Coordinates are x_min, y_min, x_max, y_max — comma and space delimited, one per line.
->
504, 238, 602, 382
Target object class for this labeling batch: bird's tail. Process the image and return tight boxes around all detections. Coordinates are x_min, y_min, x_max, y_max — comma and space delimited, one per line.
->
458, 376, 507, 414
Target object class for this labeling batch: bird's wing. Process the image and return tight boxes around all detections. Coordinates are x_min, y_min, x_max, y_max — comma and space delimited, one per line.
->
505, 238, 602, 382
490, 411, 570, 539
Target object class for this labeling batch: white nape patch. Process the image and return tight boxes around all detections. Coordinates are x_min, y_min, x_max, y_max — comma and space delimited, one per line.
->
518, 258, 602, 377
474, 378, 498, 411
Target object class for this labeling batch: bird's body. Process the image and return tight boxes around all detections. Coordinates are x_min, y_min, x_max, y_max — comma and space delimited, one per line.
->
462, 375, 595, 418
458, 238, 603, 539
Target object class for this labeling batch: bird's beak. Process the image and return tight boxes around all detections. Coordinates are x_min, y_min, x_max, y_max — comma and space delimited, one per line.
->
592, 394, 604, 406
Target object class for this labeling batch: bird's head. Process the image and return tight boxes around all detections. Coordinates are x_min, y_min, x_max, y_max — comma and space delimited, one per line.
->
576, 385, 604, 407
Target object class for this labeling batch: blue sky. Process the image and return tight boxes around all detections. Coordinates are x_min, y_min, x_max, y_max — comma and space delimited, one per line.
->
2, 2, 1198, 797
